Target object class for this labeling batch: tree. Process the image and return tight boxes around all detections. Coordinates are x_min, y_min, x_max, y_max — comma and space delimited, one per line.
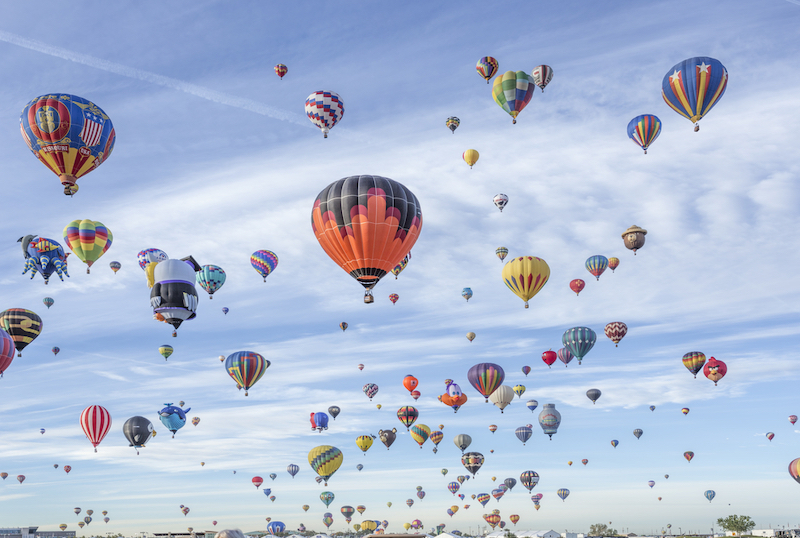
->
717, 515, 756, 535
589, 524, 619, 536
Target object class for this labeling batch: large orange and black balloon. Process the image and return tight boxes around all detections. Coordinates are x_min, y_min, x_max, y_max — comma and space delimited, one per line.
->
311, 176, 422, 303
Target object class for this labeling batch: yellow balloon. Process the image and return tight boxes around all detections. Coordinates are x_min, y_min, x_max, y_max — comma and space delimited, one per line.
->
403, 523, 412, 531
450, 505, 459, 513
308, 445, 343, 485
462, 149, 479, 168
501, 256, 550, 308
361, 521, 377, 532
200, 462, 205, 466
491, 476, 496, 481
410, 424, 430, 447
376, 404, 382, 409
356, 435, 374, 453
387, 502, 392, 507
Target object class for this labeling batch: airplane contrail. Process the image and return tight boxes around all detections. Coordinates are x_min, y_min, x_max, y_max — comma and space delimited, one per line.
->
0, 30, 310, 127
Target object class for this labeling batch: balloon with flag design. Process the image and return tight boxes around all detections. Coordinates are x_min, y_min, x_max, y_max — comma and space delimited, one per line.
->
20, 94, 116, 195
305, 91, 344, 138
627, 114, 661, 154
662, 57, 728, 131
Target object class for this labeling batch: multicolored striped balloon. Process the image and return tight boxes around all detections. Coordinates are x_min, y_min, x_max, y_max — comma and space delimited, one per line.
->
467, 362, 505, 402
682, 351, 706, 378
662, 57, 728, 131
274, 64, 288, 79
562, 327, 597, 364
409, 424, 430, 448
557, 488, 570, 501
585, 255, 609, 281
0, 309, 43, 356
225, 351, 270, 395
492, 71, 535, 124
251, 250, 278, 282
446, 116, 460, 133
627, 114, 661, 154
476, 57, 499, 83
397, 406, 419, 430
788, 458, 800, 484
63, 220, 112, 273
0, 328, 16, 377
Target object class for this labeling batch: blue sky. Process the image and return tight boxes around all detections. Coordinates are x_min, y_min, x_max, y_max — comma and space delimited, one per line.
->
0, 0, 799, 535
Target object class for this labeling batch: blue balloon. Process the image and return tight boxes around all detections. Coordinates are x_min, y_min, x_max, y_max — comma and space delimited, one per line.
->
263, 488, 272, 497
515, 426, 532, 445
267, 521, 285, 535
222, 307, 229, 315
287, 464, 299, 478
526, 400, 538, 412
158, 403, 190, 437
19, 235, 70, 284
313, 412, 329, 431
662, 57, 728, 130
704, 490, 715, 502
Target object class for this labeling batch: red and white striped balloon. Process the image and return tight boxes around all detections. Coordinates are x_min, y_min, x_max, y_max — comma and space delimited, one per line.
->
604, 322, 628, 347
80, 405, 112, 452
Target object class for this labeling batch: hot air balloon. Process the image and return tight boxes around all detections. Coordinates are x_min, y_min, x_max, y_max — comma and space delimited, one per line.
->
569, 279, 585, 296
466, 332, 476, 343
109, 260, 121, 273
403, 375, 419, 394
305, 91, 344, 138
515, 426, 532, 445
339, 322, 348, 332
410, 424, 431, 448
477, 493, 491, 507
159, 345, 173, 361
389, 293, 400, 305
309, 445, 343, 486
462, 149, 479, 168
379, 428, 397, 449
268, 522, 286, 536
622, 225, 647, 254
501, 256, 550, 308
467, 363, 505, 402
158, 403, 189, 437
790, 415, 798, 425
627, 115, 662, 154
430, 429, 443, 452
21, 94, 115, 195
80, 405, 111, 452
311, 412, 329, 432
492, 488, 505, 501
512, 384, 525, 398
557, 347, 573, 367
767, 432, 775, 441
604, 322, 628, 346
526, 400, 538, 413
586, 389, 601, 404
789, 458, 800, 484
250, 250, 278, 282
196, 265, 226, 299
461, 287, 473, 302
342, 506, 355, 520
448, 481, 461, 495
16, 475, 25, 484
682, 408, 690, 415
633, 429, 643, 439
582, 459, 588, 466
567, 461, 573, 466
356, 434, 375, 454
328, 406, 341, 420
477, 57, 499, 83
539, 350, 555, 368
462, 452, 484, 477
493, 193, 509, 212
538, 404, 561, 439
489, 385, 514, 413
42, 297, 55, 310
496, 247, 508, 262
51, 346, 60, 356
0, 309, 43, 357
557, 488, 570, 502
123, 416, 153, 454
302, 505, 310, 511
585, 255, 608, 281
320, 491, 335, 507
391, 252, 411, 279
531, 65, 554, 92
446, 116, 460, 133
358, 363, 364, 370
225, 351, 269, 395
312, 176, 422, 303
703, 357, 727, 385
59, 525, 67, 531
562, 327, 596, 364
406, 499, 414, 508
78, 523, 84, 529
274, 64, 288, 79
364, 383, 379, 400
287, 464, 299, 478
150, 256, 201, 335
489, 424, 498, 433
521, 366, 531, 377
492, 71, 535, 124
704, 490, 715, 502
357, 506, 367, 515
648, 480, 655, 488
662, 57, 727, 131
682, 352, 707, 378
684, 451, 694, 462
62, 220, 112, 274
19, 235, 70, 284
454, 434, 472, 453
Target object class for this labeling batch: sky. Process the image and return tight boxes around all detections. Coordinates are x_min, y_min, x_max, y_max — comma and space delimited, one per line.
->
0, 0, 799, 536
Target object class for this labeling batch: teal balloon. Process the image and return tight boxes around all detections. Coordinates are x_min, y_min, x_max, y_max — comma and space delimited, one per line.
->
43, 297, 54, 309
196, 265, 226, 298
320, 491, 335, 507
562, 327, 596, 364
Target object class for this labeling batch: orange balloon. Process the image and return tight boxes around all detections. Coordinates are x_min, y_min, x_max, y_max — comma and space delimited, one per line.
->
403, 375, 419, 393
